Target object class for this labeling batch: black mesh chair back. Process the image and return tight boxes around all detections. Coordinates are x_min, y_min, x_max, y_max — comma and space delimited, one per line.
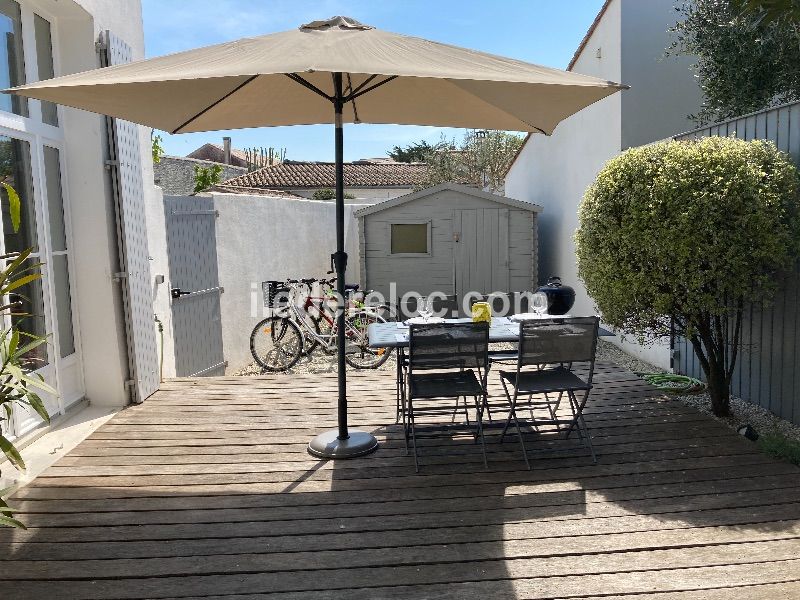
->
399, 295, 459, 320
518, 317, 600, 367
409, 322, 489, 371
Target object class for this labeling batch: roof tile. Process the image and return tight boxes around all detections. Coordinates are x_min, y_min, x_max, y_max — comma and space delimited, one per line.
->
222, 160, 426, 189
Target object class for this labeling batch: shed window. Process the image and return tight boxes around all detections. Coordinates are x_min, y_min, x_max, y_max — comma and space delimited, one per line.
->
391, 223, 428, 254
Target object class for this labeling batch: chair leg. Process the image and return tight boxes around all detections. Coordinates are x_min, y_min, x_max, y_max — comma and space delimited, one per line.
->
473, 394, 489, 469
395, 356, 402, 424
407, 397, 419, 472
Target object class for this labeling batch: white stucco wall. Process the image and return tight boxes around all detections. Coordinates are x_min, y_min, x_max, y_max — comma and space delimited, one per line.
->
620, 0, 703, 149
212, 193, 361, 372
505, 0, 684, 369
51, 0, 152, 406
143, 184, 176, 379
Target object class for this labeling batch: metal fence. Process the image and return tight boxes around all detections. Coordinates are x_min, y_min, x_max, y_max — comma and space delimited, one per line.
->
672, 101, 800, 425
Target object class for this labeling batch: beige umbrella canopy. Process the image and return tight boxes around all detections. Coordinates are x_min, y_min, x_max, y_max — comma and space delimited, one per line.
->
7, 16, 626, 460
8, 16, 625, 135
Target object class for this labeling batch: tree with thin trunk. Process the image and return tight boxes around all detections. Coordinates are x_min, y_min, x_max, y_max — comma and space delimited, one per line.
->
576, 137, 800, 416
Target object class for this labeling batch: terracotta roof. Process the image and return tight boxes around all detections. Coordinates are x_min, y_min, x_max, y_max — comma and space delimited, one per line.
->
187, 143, 249, 168
222, 160, 426, 189
209, 184, 304, 199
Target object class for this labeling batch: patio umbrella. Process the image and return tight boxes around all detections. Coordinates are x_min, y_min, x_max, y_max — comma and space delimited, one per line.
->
7, 15, 627, 459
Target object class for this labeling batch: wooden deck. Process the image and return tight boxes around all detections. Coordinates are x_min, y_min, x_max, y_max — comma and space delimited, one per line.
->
2, 361, 800, 599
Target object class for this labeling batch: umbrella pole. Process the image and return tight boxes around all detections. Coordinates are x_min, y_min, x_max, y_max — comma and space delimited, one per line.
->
307, 72, 379, 459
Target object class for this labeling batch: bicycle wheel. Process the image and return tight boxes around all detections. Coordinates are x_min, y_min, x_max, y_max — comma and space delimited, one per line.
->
344, 311, 393, 369
250, 316, 303, 371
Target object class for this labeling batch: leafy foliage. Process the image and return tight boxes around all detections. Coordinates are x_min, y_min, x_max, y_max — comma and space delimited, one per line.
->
0, 188, 56, 528
388, 141, 436, 163
672, 0, 800, 123
576, 137, 800, 416
193, 164, 224, 193
151, 133, 164, 164
312, 188, 355, 200
414, 131, 524, 193
731, 0, 800, 24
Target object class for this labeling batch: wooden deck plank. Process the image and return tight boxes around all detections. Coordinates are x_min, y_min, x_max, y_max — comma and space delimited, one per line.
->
2, 363, 798, 599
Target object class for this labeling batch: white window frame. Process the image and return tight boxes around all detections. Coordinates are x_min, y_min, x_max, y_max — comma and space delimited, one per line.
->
0, 0, 84, 439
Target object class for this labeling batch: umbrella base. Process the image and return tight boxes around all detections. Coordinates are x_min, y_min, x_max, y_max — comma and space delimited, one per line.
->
307, 429, 379, 459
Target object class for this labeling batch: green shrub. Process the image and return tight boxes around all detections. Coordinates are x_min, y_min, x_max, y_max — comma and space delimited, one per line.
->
757, 432, 800, 466
577, 137, 800, 416
313, 188, 355, 200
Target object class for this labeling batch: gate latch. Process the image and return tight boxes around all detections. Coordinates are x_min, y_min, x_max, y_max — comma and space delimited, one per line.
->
171, 287, 191, 299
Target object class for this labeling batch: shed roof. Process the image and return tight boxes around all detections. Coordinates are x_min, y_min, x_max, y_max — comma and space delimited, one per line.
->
354, 182, 543, 218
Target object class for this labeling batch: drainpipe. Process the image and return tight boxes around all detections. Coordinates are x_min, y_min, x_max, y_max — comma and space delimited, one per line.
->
223, 136, 232, 165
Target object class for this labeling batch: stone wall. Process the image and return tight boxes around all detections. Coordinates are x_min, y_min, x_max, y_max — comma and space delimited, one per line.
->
153, 156, 246, 195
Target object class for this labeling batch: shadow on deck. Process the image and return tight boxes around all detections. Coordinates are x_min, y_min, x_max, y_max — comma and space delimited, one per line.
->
1, 362, 799, 599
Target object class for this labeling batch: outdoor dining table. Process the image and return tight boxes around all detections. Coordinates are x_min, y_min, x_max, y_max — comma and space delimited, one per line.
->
367, 316, 613, 349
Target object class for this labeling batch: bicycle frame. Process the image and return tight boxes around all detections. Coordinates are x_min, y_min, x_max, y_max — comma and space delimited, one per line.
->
277, 283, 368, 353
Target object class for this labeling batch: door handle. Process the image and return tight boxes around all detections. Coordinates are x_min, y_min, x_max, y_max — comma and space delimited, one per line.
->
171, 287, 192, 299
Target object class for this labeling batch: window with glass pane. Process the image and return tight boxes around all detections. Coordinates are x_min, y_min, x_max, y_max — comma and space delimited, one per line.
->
44, 147, 74, 357
390, 223, 429, 254
0, 0, 27, 116
44, 147, 66, 251
0, 136, 37, 253
51, 254, 74, 357
14, 273, 48, 366
34, 14, 57, 126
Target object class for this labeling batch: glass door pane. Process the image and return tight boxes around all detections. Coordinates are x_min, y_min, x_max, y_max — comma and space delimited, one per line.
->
0, 0, 27, 116
43, 146, 74, 358
0, 135, 37, 253
34, 14, 57, 126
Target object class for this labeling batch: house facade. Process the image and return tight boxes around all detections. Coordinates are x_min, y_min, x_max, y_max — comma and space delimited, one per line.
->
219, 159, 427, 202
0, 0, 156, 442
504, 0, 703, 368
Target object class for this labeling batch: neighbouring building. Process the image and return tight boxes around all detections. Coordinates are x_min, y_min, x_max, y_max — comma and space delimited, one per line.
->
356, 183, 541, 303
504, 0, 703, 368
154, 155, 245, 195
218, 159, 427, 202
0, 0, 159, 445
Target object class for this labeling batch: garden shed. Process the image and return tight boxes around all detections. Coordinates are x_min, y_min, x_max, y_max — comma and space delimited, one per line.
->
355, 183, 542, 303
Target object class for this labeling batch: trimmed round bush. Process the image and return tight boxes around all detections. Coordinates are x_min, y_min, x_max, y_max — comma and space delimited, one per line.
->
576, 136, 800, 415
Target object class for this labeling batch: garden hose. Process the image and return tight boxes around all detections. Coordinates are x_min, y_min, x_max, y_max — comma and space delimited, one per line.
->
636, 372, 705, 394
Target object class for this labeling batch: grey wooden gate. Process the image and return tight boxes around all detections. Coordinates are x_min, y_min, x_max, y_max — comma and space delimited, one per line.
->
454, 208, 510, 298
164, 195, 226, 377
673, 101, 800, 425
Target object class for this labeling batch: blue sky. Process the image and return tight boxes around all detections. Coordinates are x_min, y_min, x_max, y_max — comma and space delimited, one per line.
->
142, 0, 607, 162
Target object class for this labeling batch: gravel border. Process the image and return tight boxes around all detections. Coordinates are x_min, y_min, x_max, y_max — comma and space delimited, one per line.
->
596, 340, 800, 444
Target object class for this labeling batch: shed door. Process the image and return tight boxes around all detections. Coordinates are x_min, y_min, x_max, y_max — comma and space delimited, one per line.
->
165, 195, 226, 377
454, 208, 510, 298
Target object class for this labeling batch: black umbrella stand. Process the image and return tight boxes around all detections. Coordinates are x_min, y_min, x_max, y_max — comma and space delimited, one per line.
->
305, 72, 396, 459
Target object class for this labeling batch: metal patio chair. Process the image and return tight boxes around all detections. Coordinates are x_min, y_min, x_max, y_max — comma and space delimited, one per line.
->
402, 321, 490, 471
497, 316, 600, 469
395, 294, 459, 422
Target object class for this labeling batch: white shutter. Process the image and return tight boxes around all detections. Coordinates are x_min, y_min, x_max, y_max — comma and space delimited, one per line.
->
103, 31, 160, 402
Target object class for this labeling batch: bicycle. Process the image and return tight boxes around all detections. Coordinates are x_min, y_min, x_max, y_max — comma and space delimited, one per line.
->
250, 278, 394, 371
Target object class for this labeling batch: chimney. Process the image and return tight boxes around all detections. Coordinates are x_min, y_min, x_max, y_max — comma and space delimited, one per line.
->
223, 136, 232, 165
